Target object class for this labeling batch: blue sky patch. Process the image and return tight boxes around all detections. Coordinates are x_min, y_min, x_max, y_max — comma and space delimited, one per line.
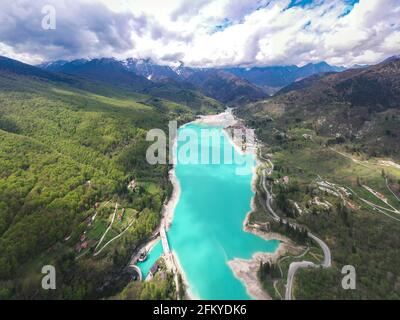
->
211, 18, 233, 34
288, 0, 359, 9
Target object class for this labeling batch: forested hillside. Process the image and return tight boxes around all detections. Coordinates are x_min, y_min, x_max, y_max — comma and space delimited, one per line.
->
242, 57, 400, 159
0, 58, 221, 299
38, 57, 226, 111
237, 57, 400, 300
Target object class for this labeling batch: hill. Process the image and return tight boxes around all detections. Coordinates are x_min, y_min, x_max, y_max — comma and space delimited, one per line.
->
0, 56, 219, 299
240, 56, 400, 158
237, 56, 400, 300
175, 67, 267, 105
39, 58, 223, 112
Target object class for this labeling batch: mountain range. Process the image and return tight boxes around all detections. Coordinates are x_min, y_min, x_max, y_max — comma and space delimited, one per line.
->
226, 61, 345, 95
3, 53, 399, 156
38, 58, 344, 103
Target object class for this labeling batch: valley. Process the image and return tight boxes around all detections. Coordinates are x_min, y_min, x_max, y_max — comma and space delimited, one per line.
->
0, 53, 399, 301
1, 0, 399, 307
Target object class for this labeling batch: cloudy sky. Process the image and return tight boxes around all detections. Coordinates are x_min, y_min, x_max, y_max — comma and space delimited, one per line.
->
0, 0, 399, 67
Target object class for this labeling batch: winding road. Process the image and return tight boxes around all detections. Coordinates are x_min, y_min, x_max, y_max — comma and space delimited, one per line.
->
258, 154, 331, 300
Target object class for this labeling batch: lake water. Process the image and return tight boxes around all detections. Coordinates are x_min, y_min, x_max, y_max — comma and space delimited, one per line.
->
136, 240, 163, 277
138, 123, 279, 299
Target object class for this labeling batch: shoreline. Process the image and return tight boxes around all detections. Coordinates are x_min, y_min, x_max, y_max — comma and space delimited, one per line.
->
137, 108, 285, 300
162, 166, 181, 230
169, 108, 240, 299
194, 107, 237, 127
224, 112, 297, 300
162, 108, 237, 231
227, 210, 302, 300
171, 251, 199, 300
196, 108, 291, 300
227, 241, 293, 300
159, 125, 192, 299
171, 108, 262, 300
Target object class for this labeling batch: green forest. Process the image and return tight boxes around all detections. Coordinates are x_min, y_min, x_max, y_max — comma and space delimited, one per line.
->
0, 70, 221, 299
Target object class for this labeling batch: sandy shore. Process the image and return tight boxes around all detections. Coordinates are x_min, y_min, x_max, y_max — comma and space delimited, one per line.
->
228, 216, 301, 300
228, 201, 297, 300
162, 167, 181, 230
171, 251, 199, 300
227, 256, 271, 300
227, 243, 293, 300
161, 124, 181, 230
194, 108, 237, 127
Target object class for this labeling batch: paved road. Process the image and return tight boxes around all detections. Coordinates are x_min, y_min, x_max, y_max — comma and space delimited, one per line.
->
128, 265, 143, 281
283, 233, 332, 300
259, 157, 331, 300
261, 170, 280, 221
285, 261, 315, 300
308, 233, 331, 268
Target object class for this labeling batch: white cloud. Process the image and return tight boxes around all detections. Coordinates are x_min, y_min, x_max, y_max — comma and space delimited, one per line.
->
0, 43, 43, 65
0, 0, 399, 67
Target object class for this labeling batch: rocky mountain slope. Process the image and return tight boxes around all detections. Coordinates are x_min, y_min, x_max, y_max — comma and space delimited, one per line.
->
40, 58, 266, 106
238, 56, 400, 158
226, 62, 344, 95
40, 58, 345, 105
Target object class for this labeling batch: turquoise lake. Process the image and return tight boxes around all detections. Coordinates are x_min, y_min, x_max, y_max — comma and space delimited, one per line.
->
138, 122, 279, 299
